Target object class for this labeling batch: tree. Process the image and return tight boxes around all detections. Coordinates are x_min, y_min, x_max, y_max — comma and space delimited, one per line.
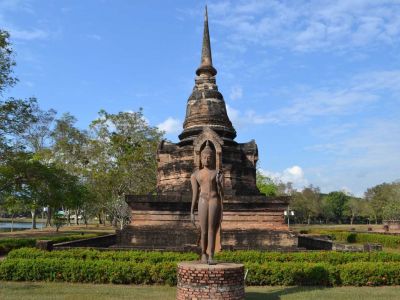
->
21, 100, 56, 155
322, 191, 350, 224
320, 196, 335, 223
53, 211, 65, 232
0, 150, 86, 229
291, 185, 321, 224
50, 113, 92, 225
3, 194, 25, 231
0, 98, 37, 154
256, 170, 278, 196
51, 113, 89, 174
365, 182, 400, 224
0, 30, 17, 93
87, 109, 163, 228
381, 182, 400, 222
106, 196, 131, 230
344, 197, 363, 225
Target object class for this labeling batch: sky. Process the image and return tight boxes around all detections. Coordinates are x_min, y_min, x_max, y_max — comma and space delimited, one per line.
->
1, 0, 400, 196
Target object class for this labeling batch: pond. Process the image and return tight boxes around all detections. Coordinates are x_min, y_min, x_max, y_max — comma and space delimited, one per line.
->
0, 221, 45, 231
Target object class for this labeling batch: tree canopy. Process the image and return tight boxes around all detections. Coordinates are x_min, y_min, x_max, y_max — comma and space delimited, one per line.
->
0, 30, 17, 93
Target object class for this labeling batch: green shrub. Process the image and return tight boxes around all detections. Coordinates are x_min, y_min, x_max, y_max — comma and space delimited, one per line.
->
0, 239, 36, 255
329, 232, 400, 248
346, 233, 357, 243
0, 258, 178, 285
340, 262, 400, 286
8, 248, 400, 265
245, 262, 337, 286
8, 248, 198, 263
305, 229, 400, 249
215, 250, 400, 265
0, 233, 100, 255
2, 257, 400, 286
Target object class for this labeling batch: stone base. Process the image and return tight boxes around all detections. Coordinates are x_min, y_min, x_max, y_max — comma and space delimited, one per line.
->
118, 195, 297, 251
117, 225, 297, 251
177, 261, 244, 300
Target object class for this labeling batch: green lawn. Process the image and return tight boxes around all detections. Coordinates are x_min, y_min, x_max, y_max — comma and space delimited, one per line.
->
1, 282, 400, 300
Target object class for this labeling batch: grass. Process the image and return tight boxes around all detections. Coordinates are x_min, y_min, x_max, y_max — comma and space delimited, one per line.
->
0, 223, 115, 240
292, 224, 386, 232
1, 282, 400, 300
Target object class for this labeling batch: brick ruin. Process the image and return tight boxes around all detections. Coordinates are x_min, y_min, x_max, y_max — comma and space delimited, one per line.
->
117, 8, 297, 250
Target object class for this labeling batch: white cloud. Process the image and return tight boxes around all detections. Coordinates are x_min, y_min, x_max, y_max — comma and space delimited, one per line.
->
225, 70, 400, 126
306, 118, 400, 196
87, 34, 102, 41
157, 117, 182, 134
24, 81, 34, 87
260, 165, 308, 190
8, 28, 48, 40
226, 104, 240, 124
0, 1, 49, 41
208, 0, 400, 52
229, 86, 243, 100
0, 0, 34, 13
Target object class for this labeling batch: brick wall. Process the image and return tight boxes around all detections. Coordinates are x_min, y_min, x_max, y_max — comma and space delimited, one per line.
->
177, 262, 244, 300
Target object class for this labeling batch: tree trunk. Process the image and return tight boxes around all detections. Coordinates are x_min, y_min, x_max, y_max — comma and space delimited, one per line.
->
98, 213, 103, 225
75, 209, 80, 225
67, 213, 71, 226
307, 215, 311, 225
350, 216, 354, 225
84, 215, 88, 227
31, 210, 37, 229
11, 215, 14, 232
46, 207, 52, 227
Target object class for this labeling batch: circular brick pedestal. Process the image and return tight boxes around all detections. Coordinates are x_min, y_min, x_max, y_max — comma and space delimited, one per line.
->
176, 261, 245, 300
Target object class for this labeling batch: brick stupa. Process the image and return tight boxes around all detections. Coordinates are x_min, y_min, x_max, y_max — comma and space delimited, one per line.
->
117, 8, 297, 251
157, 7, 258, 197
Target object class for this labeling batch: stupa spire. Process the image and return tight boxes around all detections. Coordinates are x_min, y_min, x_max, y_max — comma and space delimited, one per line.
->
196, 5, 217, 77
179, 5, 236, 142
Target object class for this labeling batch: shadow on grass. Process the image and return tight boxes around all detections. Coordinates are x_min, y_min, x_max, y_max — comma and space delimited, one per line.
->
245, 286, 328, 300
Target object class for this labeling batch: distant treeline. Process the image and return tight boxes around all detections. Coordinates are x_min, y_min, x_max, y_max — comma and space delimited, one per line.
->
257, 171, 400, 225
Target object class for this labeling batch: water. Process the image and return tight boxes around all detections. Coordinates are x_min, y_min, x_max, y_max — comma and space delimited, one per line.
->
0, 221, 45, 230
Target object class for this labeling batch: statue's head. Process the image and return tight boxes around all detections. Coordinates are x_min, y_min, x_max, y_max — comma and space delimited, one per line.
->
201, 140, 214, 168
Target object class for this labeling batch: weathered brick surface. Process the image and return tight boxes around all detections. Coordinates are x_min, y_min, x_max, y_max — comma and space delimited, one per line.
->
176, 262, 244, 300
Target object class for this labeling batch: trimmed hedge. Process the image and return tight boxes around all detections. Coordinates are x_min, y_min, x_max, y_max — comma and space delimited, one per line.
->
8, 248, 198, 263
216, 250, 400, 264
0, 239, 36, 255
340, 262, 400, 286
1, 258, 400, 286
0, 258, 177, 285
4, 248, 400, 286
321, 231, 400, 249
8, 248, 400, 265
0, 234, 100, 255
247, 262, 339, 286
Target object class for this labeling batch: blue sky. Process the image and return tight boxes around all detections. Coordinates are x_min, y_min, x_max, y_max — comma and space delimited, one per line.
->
1, 0, 400, 196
